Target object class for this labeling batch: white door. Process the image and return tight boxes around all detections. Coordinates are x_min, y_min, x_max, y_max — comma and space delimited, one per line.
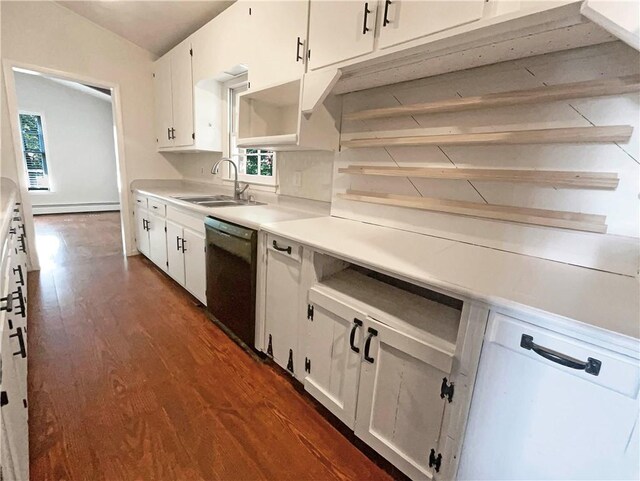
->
147, 212, 167, 271
377, 0, 485, 50
170, 40, 194, 147
183, 229, 206, 305
166, 220, 185, 285
355, 317, 452, 480
134, 206, 150, 257
307, 1, 377, 71
458, 313, 640, 480
154, 54, 173, 148
264, 241, 302, 374
247, 1, 309, 90
304, 287, 365, 429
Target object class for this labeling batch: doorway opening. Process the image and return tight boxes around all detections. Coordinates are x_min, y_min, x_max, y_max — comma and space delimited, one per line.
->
5, 64, 132, 271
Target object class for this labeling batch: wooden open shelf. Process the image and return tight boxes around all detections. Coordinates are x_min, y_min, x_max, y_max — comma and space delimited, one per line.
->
338, 166, 620, 190
344, 75, 640, 121
338, 190, 607, 233
340, 126, 633, 149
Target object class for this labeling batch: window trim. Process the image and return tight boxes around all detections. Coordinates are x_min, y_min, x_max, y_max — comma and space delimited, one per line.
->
19, 110, 53, 193
225, 78, 278, 187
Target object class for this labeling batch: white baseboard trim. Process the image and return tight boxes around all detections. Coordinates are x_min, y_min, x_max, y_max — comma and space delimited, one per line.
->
32, 202, 121, 215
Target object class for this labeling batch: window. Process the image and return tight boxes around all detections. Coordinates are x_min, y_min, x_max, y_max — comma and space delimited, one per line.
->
228, 82, 276, 185
19, 113, 50, 191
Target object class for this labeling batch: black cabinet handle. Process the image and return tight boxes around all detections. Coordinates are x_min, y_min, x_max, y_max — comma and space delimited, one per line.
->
171, 128, 176, 139
349, 318, 363, 353
10, 327, 26, 358
181, 238, 187, 253
17, 234, 26, 253
520, 334, 601, 376
272, 240, 292, 254
362, 2, 371, 34
296, 36, 304, 62
167, 128, 171, 141
12, 265, 24, 286
364, 327, 378, 363
1, 293, 13, 313
383, 0, 392, 26
12, 286, 25, 318
176, 236, 181, 251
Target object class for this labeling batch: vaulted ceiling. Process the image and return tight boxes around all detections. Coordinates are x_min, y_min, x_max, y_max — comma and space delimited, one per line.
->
56, 1, 235, 57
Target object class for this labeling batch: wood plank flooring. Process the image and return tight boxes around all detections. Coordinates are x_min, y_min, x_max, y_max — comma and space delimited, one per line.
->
28, 213, 393, 481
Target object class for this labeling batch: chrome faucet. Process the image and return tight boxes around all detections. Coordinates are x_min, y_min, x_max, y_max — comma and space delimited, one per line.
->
211, 157, 248, 200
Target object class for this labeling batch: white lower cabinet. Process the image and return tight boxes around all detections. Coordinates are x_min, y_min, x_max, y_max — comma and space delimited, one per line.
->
264, 236, 303, 374
166, 220, 186, 285
355, 318, 451, 480
134, 205, 150, 257
147, 212, 167, 271
165, 220, 206, 304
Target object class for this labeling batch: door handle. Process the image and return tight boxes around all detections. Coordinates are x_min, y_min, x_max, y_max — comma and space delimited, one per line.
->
171, 128, 176, 139
167, 128, 171, 141
362, 2, 371, 34
520, 334, 601, 376
272, 240, 291, 254
349, 318, 363, 353
10, 286, 25, 318
12, 265, 24, 286
363, 327, 378, 363
181, 238, 187, 253
176, 236, 181, 251
383, 0, 392, 26
10, 328, 26, 358
296, 36, 304, 62
1, 293, 13, 313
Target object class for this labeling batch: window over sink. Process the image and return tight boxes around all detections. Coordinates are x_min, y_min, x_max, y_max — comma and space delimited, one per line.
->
228, 80, 277, 186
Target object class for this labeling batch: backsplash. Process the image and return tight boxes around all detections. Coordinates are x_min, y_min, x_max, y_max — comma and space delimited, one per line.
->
333, 41, 640, 276
166, 150, 334, 203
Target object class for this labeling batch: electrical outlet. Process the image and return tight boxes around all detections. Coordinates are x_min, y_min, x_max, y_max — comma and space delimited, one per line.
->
293, 171, 302, 187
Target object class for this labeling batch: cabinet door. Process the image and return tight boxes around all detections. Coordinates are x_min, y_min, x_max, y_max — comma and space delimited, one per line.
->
147, 212, 167, 271
154, 54, 173, 148
355, 318, 451, 480
307, 1, 376, 71
247, 1, 309, 90
134, 206, 150, 257
264, 241, 302, 374
170, 41, 194, 147
304, 288, 365, 429
183, 229, 206, 305
166, 220, 185, 285
377, 0, 485, 50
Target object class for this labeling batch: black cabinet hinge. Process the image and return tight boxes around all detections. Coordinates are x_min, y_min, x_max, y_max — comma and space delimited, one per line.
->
248, 7, 251, 15
192, 132, 195, 140
429, 449, 442, 473
307, 304, 314, 320
305, 357, 311, 373
0, 391, 8, 407
164, 226, 167, 232
267, 334, 273, 357
189, 48, 193, 56
286, 349, 294, 373
440, 377, 454, 403
307, 49, 311, 60
247, 81, 250, 89
166, 261, 169, 267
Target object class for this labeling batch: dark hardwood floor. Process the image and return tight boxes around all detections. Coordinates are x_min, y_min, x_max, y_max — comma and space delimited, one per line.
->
28, 212, 392, 481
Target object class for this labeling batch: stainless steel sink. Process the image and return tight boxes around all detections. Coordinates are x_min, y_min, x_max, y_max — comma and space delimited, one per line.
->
172, 195, 264, 207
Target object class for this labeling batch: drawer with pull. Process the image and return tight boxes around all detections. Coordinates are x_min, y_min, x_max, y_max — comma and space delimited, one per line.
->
134, 194, 148, 208
267, 234, 302, 263
148, 198, 167, 216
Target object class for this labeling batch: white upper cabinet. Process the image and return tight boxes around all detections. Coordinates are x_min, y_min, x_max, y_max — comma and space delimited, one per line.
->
154, 55, 173, 149
307, 1, 377, 71
246, 1, 309, 90
377, 0, 486, 50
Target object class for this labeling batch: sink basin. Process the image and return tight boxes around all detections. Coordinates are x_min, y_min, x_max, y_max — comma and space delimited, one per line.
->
172, 195, 264, 207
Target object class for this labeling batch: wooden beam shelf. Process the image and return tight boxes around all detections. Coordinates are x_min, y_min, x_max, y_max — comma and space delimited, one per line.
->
338, 166, 620, 190
338, 190, 607, 234
344, 75, 640, 121
340, 126, 633, 149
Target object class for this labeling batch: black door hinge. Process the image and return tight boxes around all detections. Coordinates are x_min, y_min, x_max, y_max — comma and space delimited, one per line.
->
307, 304, 314, 320
440, 377, 454, 403
189, 48, 193, 56
267, 334, 273, 357
0, 391, 8, 407
247, 81, 250, 89
429, 449, 442, 473
192, 132, 195, 140
305, 357, 311, 373
152, 73, 156, 78
248, 7, 251, 15
166, 261, 169, 267
307, 49, 311, 60
164, 226, 167, 232
286, 349, 294, 373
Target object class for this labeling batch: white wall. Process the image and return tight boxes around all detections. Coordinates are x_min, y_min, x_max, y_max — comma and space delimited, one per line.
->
335, 41, 640, 276
15, 72, 120, 213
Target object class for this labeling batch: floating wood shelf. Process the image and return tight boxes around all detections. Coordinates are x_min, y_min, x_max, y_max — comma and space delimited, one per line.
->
340, 126, 633, 149
338, 166, 620, 190
344, 75, 640, 121
338, 190, 607, 234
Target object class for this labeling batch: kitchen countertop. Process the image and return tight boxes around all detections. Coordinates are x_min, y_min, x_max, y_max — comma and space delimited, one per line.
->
131, 180, 330, 231
262, 216, 640, 346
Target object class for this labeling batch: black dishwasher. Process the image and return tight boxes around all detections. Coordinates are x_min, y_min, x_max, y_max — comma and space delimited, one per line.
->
205, 216, 257, 348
